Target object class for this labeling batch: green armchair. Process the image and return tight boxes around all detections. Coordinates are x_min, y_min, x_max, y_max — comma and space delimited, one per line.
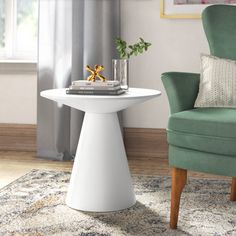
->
161, 5, 236, 229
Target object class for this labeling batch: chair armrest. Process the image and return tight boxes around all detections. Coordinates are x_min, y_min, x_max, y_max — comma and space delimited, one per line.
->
161, 72, 200, 114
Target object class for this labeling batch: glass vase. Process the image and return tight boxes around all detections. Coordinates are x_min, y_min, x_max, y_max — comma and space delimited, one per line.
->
112, 59, 129, 90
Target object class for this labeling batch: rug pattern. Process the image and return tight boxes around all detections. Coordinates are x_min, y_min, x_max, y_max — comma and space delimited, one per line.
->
0, 170, 235, 236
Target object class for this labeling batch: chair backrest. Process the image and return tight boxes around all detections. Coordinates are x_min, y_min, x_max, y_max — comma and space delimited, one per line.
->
202, 4, 236, 60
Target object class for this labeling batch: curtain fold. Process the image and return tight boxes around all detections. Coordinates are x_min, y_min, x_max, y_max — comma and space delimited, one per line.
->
37, 0, 120, 160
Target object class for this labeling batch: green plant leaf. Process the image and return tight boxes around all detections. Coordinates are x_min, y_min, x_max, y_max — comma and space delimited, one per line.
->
139, 37, 144, 43
115, 37, 151, 59
138, 48, 143, 53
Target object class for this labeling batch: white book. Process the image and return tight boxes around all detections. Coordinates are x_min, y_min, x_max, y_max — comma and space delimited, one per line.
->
72, 80, 120, 87
66, 88, 125, 95
69, 85, 121, 91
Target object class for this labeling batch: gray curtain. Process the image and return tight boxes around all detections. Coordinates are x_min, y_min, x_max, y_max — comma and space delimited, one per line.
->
37, 0, 120, 160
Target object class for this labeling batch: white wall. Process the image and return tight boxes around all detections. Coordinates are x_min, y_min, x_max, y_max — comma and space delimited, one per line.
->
121, 0, 209, 128
0, 64, 37, 124
0, 0, 209, 127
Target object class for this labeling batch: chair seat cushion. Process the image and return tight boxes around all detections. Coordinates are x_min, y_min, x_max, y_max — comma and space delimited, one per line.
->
167, 108, 236, 156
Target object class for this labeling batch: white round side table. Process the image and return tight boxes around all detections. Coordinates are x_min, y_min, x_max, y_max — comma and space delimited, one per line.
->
41, 88, 161, 212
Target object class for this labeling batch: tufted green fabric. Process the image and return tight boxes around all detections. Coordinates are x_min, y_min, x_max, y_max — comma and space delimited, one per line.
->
168, 108, 236, 139
169, 145, 236, 177
168, 130, 236, 157
162, 5, 236, 177
161, 72, 200, 114
202, 5, 236, 60
168, 108, 236, 157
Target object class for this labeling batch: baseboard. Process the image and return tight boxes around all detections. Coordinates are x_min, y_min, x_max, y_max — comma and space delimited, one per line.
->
124, 128, 168, 159
0, 124, 168, 158
0, 124, 36, 151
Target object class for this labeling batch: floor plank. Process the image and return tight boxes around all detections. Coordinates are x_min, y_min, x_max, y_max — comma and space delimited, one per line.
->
0, 151, 229, 189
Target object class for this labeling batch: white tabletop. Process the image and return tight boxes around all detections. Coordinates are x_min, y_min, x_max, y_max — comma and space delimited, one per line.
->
41, 88, 161, 113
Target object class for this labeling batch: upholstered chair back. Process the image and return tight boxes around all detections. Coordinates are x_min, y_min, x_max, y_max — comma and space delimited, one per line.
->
202, 5, 236, 60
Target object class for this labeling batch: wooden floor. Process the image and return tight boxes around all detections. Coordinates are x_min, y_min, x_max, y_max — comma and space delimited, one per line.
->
0, 151, 229, 189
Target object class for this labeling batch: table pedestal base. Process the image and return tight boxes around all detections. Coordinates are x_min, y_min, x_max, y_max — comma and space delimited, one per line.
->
66, 112, 136, 212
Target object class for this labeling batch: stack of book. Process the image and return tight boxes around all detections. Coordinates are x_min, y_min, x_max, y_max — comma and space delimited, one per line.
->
66, 80, 125, 95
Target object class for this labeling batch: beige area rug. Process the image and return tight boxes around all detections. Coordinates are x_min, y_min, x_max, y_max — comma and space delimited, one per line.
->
0, 169, 235, 236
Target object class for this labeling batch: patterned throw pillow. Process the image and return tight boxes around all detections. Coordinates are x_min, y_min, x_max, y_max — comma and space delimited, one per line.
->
194, 54, 236, 108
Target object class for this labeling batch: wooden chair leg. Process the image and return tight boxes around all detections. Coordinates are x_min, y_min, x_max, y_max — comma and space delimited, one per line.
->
170, 167, 187, 229
230, 177, 236, 201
